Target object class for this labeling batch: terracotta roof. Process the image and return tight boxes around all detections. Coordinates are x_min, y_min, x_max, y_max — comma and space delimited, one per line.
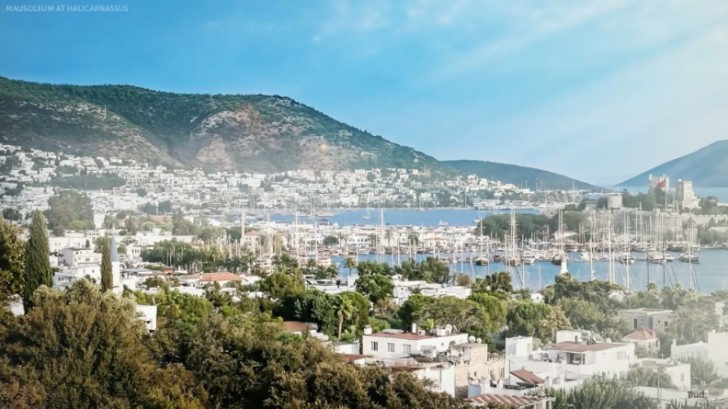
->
282, 321, 311, 332
200, 272, 242, 282
466, 393, 549, 407
547, 341, 624, 353
511, 369, 545, 385
366, 331, 433, 340
623, 329, 658, 341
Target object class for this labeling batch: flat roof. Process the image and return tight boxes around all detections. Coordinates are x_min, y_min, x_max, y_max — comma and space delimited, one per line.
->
367, 332, 433, 340
547, 341, 625, 353
620, 308, 672, 313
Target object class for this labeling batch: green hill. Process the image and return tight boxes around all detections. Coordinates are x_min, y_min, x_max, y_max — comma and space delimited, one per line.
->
0, 77, 444, 173
619, 140, 728, 187
443, 160, 600, 191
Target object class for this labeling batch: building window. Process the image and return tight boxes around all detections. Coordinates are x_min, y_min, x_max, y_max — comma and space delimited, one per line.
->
403, 344, 411, 354
618, 351, 627, 360
371, 342, 378, 351
388, 343, 395, 353
665, 321, 669, 329
633, 318, 638, 329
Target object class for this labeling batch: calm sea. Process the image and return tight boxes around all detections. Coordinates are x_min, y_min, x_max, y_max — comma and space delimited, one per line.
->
267, 208, 538, 227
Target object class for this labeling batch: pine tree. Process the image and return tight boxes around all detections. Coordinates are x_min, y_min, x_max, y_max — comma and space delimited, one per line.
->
100, 237, 112, 292
23, 210, 52, 311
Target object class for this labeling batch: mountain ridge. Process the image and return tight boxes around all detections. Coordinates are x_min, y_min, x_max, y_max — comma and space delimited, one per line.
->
0, 76, 444, 173
0, 76, 596, 190
619, 140, 728, 187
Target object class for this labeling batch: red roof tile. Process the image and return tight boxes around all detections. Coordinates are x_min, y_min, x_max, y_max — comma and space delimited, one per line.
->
200, 272, 242, 282
623, 329, 658, 341
511, 369, 545, 385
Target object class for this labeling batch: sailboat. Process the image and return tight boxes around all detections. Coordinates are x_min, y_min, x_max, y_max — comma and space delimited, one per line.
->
679, 219, 699, 263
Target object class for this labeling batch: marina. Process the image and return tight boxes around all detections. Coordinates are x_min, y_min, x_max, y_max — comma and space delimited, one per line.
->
235, 207, 728, 293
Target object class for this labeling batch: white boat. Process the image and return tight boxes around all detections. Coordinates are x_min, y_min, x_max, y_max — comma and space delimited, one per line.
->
617, 253, 636, 265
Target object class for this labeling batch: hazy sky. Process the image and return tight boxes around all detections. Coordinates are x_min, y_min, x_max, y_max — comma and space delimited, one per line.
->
2, 0, 727, 185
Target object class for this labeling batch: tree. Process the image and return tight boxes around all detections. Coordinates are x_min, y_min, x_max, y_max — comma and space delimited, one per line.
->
336, 295, 356, 339
468, 292, 508, 333
344, 257, 357, 276
627, 365, 675, 388
667, 299, 719, 345
507, 301, 571, 342
416, 296, 485, 334
100, 237, 112, 292
261, 271, 305, 299
398, 294, 434, 330
547, 376, 656, 409
680, 355, 719, 386
472, 271, 513, 294
22, 211, 52, 311
0, 280, 205, 408
323, 235, 339, 246
2, 208, 21, 222
45, 190, 94, 236
0, 217, 25, 299
355, 264, 394, 305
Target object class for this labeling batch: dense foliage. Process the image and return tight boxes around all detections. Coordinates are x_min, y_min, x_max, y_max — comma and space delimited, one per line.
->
0, 280, 469, 409
44, 190, 94, 235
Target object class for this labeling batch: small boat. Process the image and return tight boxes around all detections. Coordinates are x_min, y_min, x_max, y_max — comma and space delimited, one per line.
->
679, 253, 699, 263
521, 252, 537, 265
617, 253, 636, 265
438, 220, 449, 227
474, 257, 489, 266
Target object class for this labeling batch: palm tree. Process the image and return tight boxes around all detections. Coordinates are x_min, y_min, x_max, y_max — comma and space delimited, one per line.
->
337, 296, 356, 339
384, 229, 393, 248
344, 257, 357, 277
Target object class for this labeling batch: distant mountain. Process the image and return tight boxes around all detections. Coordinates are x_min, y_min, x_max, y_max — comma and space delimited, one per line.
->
0, 77, 444, 173
619, 140, 728, 187
443, 160, 600, 191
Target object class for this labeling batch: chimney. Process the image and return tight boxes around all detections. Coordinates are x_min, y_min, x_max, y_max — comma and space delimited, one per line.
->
363, 325, 372, 335
411, 323, 417, 333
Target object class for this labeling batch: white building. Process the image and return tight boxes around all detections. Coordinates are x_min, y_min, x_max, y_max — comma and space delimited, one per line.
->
62, 248, 101, 267
362, 328, 469, 359
671, 330, 728, 378
506, 331, 635, 388
622, 329, 660, 355
634, 358, 691, 391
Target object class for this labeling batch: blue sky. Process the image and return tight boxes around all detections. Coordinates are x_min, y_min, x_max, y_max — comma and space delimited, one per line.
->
2, 0, 728, 185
